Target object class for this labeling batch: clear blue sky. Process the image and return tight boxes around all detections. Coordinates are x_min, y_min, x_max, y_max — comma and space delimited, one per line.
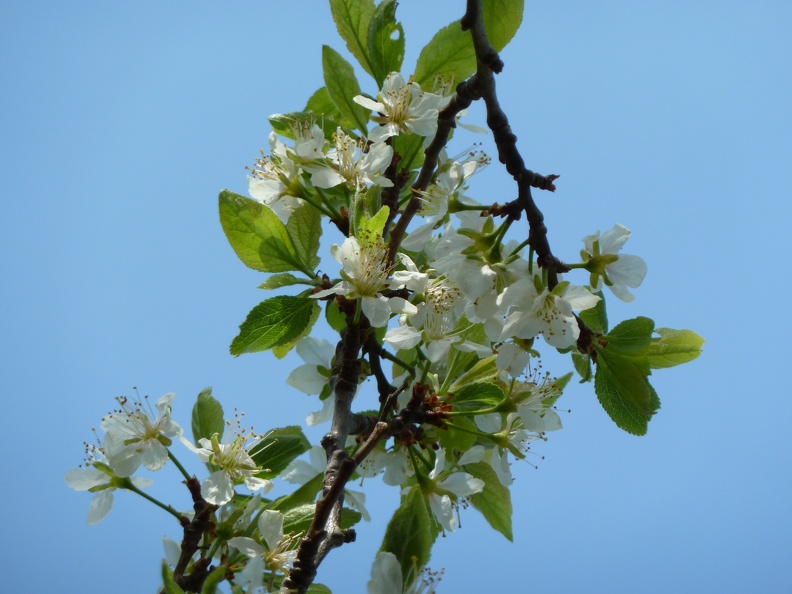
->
2, 1, 791, 592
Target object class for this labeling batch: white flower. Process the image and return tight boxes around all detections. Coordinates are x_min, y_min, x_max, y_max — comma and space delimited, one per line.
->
581, 223, 647, 302
282, 445, 371, 521
513, 380, 563, 433
312, 236, 416, 327
192, 431, 273, 505
65, 449, 153, 524
228, 510, 299, 575
100, 392, 183, 478
248, 131, 304, 223
426, 449, 484, 532
368, 551, 441, 594
354, 73, 449, 143
286, 337, 336, 425
306, 127, 394, 190
499, 277, 600, 349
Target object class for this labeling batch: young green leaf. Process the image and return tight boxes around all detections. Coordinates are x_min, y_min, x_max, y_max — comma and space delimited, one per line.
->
647, 328, 705, 369
230, 296, 319, 356
258, 273, 315, 291
466, 461, 513, 541
161, 561, 185, 594
219, 190, 313, 276
305, 87, 348, 125
380, 487, 437, 588
578, 290, 608, 334
199, 565, 227, 594
451, 381, 505, 410
438, 416, 478, 453
594, 356, 658, 436
272, 301, 320, 359
322, 45, 371, 133
250, 426, 311, 479
191, 387, 224, 446
605, 316, 655, 353
571, 352, 593, 382
329, 0, 376, 78
268, 111, 342, 142
367, 0, 405, 87
413, 0, 525, 89
286, 203, 322, 272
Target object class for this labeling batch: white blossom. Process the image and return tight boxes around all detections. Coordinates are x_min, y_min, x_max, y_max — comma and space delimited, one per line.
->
100, 392, 183, 478
191, 430, 273, 506
313, 236, 416, 327
306, 127, 393, 190
582, 223, 647, 302
426, 449, 484, 532
354, 73, 449, 143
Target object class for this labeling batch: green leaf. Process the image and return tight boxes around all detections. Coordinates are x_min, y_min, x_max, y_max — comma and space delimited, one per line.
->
413, 0, 524, 89
322, 45, 371, 133
451, 382, 505, 410
438, 415, 478, 453
272, 302, 321, 359
448, 355, 499, 392
329, 0, 376, 78
306, 584, 333, 594
271, 473, 324, 512
281, 503, 363, 536
219, 190, 312, 276
200, 565, 228, 594
191, 387, 224, 445
380, 487, 436, 588
605, 316, 655, 353
578, 290, 608, 334
465, 461, 513, 541
390, 132, 425, 173
161, 562, 185, 594
594, 355, 657, 436
230, 296, 319, 356
258, 273, 315, 291
325, 299, 347, 332
287, 203, 323, 272
572, 352, 592, 382
269, 111, 342, 142
357, 205, 390, 244
647, 328, 705, 369
482, 0, 524, 53
367, 0, 404, 87
250, 426, 311, 479
305, 87, 347, 124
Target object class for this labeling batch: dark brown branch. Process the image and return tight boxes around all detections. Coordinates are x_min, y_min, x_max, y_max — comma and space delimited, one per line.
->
172, 477, 217, 593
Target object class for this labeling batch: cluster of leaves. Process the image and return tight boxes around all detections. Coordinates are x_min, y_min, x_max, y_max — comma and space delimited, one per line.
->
68, 1, 703, 593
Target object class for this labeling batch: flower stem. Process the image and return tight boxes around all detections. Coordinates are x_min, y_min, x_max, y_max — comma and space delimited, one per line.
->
168, 450, 193, 481
125, 481, 184, 522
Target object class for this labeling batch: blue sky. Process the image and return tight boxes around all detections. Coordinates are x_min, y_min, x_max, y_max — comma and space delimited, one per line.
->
2, 1, 791, 592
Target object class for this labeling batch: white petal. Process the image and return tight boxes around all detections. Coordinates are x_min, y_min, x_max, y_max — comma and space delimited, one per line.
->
458, 445, 485, 465
258, 510, 285, 551
228, 536, 266, 558
65, 467, 106, 491
599, 223, 631, 254
608, 254, 647, 288
86, 490, 114, 524
286, 364, 327, 395
353, 95, 383, 111
384, 325, 422, 350
162, 536, 182, 567
362, 295, 392, 327
438, 472, 485, 497
201, 470, 235, 505
429, 493, 456, 532
368, 551, 403, 594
